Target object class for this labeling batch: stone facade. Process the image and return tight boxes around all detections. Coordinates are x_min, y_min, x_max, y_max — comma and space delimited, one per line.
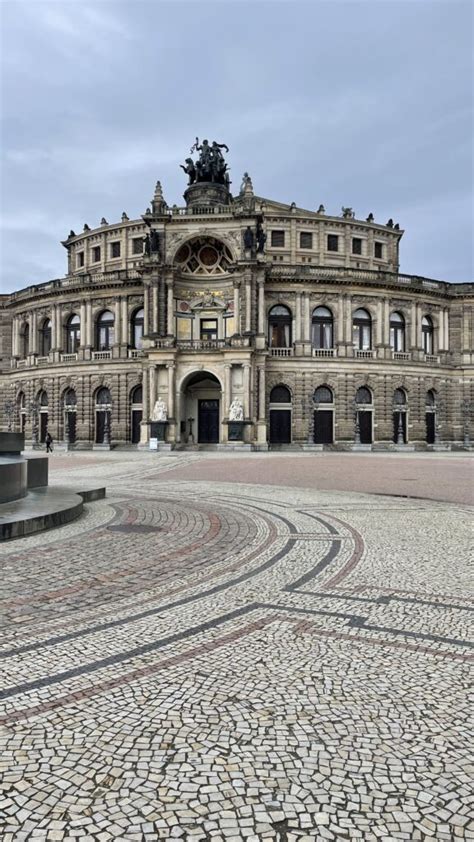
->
0, 162, 473, 450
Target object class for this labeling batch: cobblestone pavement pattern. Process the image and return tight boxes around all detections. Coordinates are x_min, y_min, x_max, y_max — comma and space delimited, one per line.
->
1, 452, 473, 842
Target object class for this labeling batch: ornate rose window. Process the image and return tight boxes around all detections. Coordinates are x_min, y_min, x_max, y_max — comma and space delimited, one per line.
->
174, 237, 233, 275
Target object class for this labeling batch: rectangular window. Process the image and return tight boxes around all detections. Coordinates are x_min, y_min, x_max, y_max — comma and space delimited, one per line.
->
374, 242, 383, 259
110, 241, 121, 258
92, 246, 101, 263
327, 234, 339, 252
77, 251, 84, 268
132, 237, 143, 255
352, 237, 362, 255
299, 231, 313, 249
200, 319, 218, 341
271, 230, 285, 247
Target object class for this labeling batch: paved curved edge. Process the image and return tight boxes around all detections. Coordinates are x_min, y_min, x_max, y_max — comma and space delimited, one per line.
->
0, 452, 472, 842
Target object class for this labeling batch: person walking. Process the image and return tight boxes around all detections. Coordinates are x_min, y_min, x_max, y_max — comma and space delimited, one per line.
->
45, 431, 53, 453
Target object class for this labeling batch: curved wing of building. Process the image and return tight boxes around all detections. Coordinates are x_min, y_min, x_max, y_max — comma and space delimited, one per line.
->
1, 143, 473, 450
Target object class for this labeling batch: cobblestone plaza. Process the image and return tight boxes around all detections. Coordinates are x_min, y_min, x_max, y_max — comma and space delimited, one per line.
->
1, 451, 472, 841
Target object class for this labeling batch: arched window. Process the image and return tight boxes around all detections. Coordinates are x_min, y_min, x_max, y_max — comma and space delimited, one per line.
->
131, 308, 144, 349
422, 316, 433, 354
270, 385, 291, 403
356, 386, 372, 405
63, 388, 77, 407
390, 311, 405, 352
352, 308, 372, 350
18, 391, 26, 433
38, 389, 48, 407
40, 319, 52, 356
426, 389, 436, 407
312, 307, 333, 349
268, 305, 292, 348
393, 388, 407, 405
131, 384, 143, 404
96, 310, 115, 351
96, 387, 112, 405
66, 314, 81, 353
314, 385, 333, 403
22, 323, 29, 358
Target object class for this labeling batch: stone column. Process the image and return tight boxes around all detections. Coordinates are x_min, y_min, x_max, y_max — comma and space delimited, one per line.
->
336, 296, 344, 345
245, 278, 252, 333
31, 311, 38, 354
376, 298, 383, 346
167, 282, 174, 336
224, 364, 231, 416
86, 300, 93, 347
438, 309, 445, 352
152, 284, 159, 334
114, 299, 121, 346
80, 301, 87, 348
243, 364, 251, 417
303, 292, 311, 342
295, 292, 302, 341
410, 301, 418, 349
121, 297, 128, 345
167, 363, 175, 419
143, 284, 150, 336
149, 366, 157, 415
257, 280, 265, 335
344, 295, 352, 345
258, 365, 266, 420
444, 308, 449, 352
140, 371, 149, 444
50, 309, 57, 352
233, 281, 241, 334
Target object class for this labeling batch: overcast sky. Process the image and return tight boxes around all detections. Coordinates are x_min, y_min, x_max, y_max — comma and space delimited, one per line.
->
1, 0, 472, 292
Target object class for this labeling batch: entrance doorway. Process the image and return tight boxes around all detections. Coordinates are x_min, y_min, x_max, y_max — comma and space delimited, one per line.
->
198, 399, 219, 443
269, 385, 292, 445
180, 371, 222, 445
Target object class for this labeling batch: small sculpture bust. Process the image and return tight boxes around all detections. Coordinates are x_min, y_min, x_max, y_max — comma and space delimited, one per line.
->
342, 206, 355, 219
366, 212, 374, 222
394, 222, 400, 230
151, 399, 167, 422
317, 204, 325, 214
121, 212, 129, 221
387, 218, 394, 227
101, 217, 108, 225
229, 399, 244, 421
83, 223, 90, 231
68, 229, 76, 238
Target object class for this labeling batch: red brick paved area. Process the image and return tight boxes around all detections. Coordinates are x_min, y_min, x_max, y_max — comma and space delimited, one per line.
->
159, 452, 474, 505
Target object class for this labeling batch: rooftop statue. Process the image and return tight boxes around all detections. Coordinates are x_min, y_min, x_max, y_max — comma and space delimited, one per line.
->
181, 137, 231, 187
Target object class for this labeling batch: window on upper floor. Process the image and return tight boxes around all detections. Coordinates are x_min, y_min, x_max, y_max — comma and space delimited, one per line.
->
327, 234, 339, 252
131, 308, 144, 349
66, 314, 81, 353
271, 230, 285, 247
200, 319, 218, 341
40, 319, 52, 356
21, 323, 29, 358
77, 251, 85, 268
352, 308, 372, 350
268, 305, 292, 348
92, 246, 101, 263
352, 238, 362, 255
96, 310, 115, 350
110, 241, 121, 259
300, 231, 313, 249
390, 312, 405, 352
312, 306, 334, 349
374, 242, 383, 259
422, 316, 434, 354
132, 237, 143, 255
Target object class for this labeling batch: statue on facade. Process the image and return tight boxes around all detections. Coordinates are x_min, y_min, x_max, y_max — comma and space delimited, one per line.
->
181, 138, 231, 186
243, 226, 254, 250
342, 207, 355, 219
317, 204, 325, 214
229, 399, 244, 421
101, 217, 108, 225
366, 212, 374, 222
256, 222, 266, 253
143, 233, 151, 255
387, 218, 394, 227
151, 398, 168, 422
240, 172, 253, 195
149, 229, 160, 254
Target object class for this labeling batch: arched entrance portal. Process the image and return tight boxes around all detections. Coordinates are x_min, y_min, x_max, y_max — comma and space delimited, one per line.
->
180, 371, 222, 445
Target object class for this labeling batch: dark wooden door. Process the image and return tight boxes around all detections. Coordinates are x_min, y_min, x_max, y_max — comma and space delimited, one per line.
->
40, 413, 48, 443
131, 410, 142, 444
67, 412, 77, 444
314, 410, 333, 444
198, 400, 219, 443
269, 410, 291, 444
96, 410, 105, 444
393, 411, 407, 443
359, 411, 372, 444
426, 412, 435, 444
